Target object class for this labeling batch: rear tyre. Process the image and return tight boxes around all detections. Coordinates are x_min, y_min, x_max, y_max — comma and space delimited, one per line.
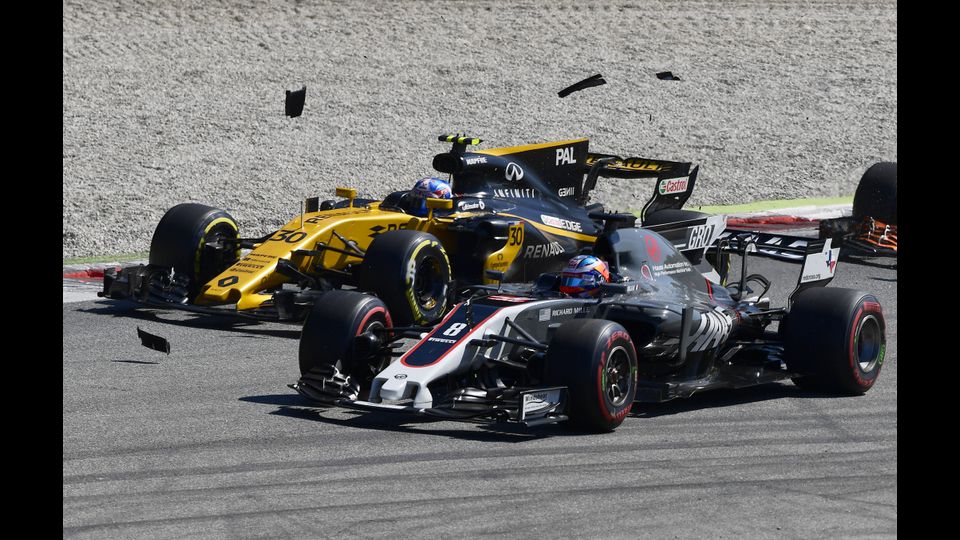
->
852, 162, 897, 225
359, 230, 451, 326
643, 209, 729, 284
148, 203, 240, 300
784, 288, 886, 395
297, 290, 393, 402
544, 319, 637, 432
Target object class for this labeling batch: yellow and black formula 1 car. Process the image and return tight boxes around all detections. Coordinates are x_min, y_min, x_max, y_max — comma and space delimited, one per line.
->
102, 135, 702, 325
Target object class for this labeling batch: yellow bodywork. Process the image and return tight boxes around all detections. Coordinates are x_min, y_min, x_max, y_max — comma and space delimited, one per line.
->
194, 200, 486, 310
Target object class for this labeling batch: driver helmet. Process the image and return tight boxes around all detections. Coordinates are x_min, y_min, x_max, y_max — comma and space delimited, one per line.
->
559, 254, 610, 298
410, 177, 453, 217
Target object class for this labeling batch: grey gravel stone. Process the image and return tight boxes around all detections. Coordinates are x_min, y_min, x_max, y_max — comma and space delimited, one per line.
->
63, 0, 897, 259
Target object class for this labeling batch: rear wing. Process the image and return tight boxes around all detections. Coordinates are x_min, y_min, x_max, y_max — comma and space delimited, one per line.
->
432, 136, 698, 213
580, 153, 697, 218
434, 135, 590, 203
714, 230, 842, 305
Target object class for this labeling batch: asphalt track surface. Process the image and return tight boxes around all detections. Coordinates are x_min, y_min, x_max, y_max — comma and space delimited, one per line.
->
62, 255, 897, 538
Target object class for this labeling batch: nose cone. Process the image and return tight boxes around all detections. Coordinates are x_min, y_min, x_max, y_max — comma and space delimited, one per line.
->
378, 376, 411, 400
195, 285, 241, 304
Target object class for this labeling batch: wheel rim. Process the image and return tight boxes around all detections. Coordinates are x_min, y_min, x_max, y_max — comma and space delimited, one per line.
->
855, 314, 882, 373
605, 345, 633, 407
413, 256, 443, 310
199, 224, 238, 281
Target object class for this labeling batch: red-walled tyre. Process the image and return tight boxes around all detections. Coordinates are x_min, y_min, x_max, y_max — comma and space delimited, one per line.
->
785, 288, 886, 395
544, 319, 638, 432
296, 290, 394, 402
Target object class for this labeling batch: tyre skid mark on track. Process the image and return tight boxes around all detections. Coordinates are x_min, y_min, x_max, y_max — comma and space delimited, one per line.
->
62, 432, 895, 484
61, 406, 896, 462
63, 472, 897, 535
63, 445, 897, 503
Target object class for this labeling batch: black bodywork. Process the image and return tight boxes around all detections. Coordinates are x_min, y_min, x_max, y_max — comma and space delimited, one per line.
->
399, 135, 701, 285
294, 220, 850, 427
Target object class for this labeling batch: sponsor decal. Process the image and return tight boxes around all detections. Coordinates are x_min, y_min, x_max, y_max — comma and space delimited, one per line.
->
551, 306, 588, 317
640, 264, 653, 280
458, 199, 486, 212
394, 373, 408, 379
369, 223, 408, 238
799, 239, 840, 283
538, 307, 551, 322
645, 236, 663, 263
658, 176, 689, 195
465, 156, 487, 165
304, 209, 367, 224
493, 188, 538, 198
524, 241, 564, 259
650, 260, 693, 278
541, 214, 584, 232
217, 275, 239, 287
557, 186, 575, 197
428, 336, 458, 344
555, 146, 577, 166
688, 307, 733, 352
505, 162, 524, 182
522, 390, 561, 415
686, 224, 716, 251
585, 155, 673, 172
488, 260, 510, 272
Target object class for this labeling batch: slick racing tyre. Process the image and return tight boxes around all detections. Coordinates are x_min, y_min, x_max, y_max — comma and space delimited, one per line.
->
148, 203, 240, 300
852, 162, 897, 225
643, 209, 730, 284
784, 288, 886, 395
359, 230, 451, 327
297, 290, 394, 402
544, 319, 637, 432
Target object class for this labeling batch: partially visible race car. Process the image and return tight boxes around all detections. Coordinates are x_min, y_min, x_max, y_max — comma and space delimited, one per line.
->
714, 162, 898, 264
291, 221, 886, 432
102, 135, 709, 325
819, 161, 897, 256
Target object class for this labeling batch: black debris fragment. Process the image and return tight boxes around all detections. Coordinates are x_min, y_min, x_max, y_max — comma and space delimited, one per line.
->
137, 327, 171, 355
656, 71, 682, 81
285, 86, 306, 117
558, 74, 606, 98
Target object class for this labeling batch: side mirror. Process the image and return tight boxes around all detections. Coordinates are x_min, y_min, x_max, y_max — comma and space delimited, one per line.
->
426, 198, 453, 210
426, 197, 453, 219
484, 270, 504, 290
335, 187, 357, 207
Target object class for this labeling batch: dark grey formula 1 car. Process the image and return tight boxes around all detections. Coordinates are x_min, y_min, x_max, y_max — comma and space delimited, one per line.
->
291, 220, 886, 432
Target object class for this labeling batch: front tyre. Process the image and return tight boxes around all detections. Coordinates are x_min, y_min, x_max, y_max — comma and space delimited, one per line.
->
148, 203, 240, 300
784, 288, 886, 395
359, 230, 451, 326
544, 319, 638, 432
297, 290, 394, 402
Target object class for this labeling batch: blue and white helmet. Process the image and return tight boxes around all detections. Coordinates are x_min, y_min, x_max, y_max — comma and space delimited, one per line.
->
410, 177, 453, 216
559, 254, 610, 298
